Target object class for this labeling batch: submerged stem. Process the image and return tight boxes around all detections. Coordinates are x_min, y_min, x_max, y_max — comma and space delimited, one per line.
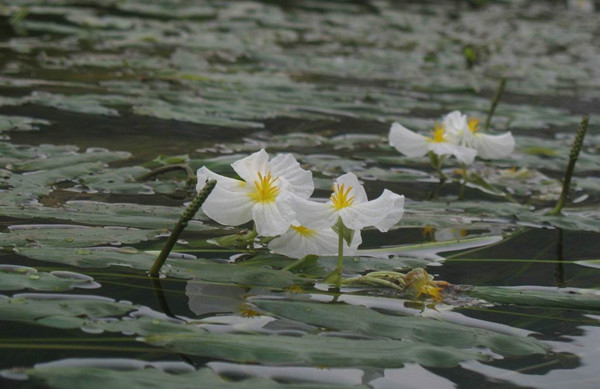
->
484, 78, 506, 131
149, 179, 216, 277
550, 116, 589, 216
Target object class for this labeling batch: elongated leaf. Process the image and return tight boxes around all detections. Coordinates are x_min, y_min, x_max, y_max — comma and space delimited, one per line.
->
2, 226, 160, 248
252, 299, 548, 357
468, 286, 600, 311
15, 247, 307, 288
146, 332, 488, 368
18, 364, 367, 389
0, 294, 135, 321
0, 265, 98, 292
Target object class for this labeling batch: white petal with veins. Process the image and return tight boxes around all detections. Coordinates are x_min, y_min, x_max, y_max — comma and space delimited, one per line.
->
201, 182, 253, 227
268, 153, 314, 198
232, 149, 269, 183
389, 122, 429, 158
473, 132, 515, 159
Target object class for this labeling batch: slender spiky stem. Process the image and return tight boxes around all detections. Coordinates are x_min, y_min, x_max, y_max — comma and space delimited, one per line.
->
550, 116, 589, 216
149, 180, 216, 277
484, 78, 506, 131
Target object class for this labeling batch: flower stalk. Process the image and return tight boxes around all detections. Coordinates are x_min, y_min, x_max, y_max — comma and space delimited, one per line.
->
550, 116, 589, 216
149, 179, 216, 277
323, 218, 347, 286
484, 78, 506, 131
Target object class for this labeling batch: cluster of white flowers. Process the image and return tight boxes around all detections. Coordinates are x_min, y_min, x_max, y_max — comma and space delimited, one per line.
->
388, 110, 515, 164
196, 149, 405, 260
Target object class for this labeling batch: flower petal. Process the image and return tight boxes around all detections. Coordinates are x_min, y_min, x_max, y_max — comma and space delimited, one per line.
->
428, 142, 458, 157
231, 149, 269, 183
373, 190, 405, 232
279, 192, 338, 229
268, 153, 314, 198
252, 202, 293, 236
339, 190, 404, 231
334, 172, 368, 204
452, 145, 478, 165
473, 132, 515, 159
389, 122, 429, 158
442, 110, 468, 137
268, 226, 339, 259
196, 166, 241, 193
201, 180, 252, 227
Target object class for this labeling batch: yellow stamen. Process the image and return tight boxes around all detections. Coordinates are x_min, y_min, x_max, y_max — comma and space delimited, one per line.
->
290, 225, 316, 237
416, 284, 443, 301
239, 303, 262, 318
330, 183, 354, 210
248, 172, 279, 203
468, 117, 481, 133
428, 123, 446, 143
422, 226, 435, 240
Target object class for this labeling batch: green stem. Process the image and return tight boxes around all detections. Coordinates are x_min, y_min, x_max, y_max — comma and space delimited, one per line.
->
241, 223, 258, 249
149, 179, 216, 277
324, 218, 345, 285
138, 164, 196, 186
484, 78, 506, 131
341, 276, 405, 291
336, 219, 344, 287
282, 255, 314, 272
429, 152, 447, 182
549, 116, 589, 216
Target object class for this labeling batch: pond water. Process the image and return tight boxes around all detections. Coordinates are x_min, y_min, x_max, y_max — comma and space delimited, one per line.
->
1, 1, 600, 388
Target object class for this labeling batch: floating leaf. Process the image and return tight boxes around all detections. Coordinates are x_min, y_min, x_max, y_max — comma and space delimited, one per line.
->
0, 115, 50, 133
2, 225, 161, 248
0, 265, 98, 292
252, 299, 548, 357
0, 294, 135, 322
16, 362, 368, 389
468, 286, 600, 311
146, 332, 488, 368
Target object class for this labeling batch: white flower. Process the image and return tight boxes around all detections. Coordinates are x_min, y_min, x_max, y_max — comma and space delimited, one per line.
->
281, 172, 404, 232
268, 224, 362, 259
196, 149, 314, 237
443, 110, 515, 160
389, 121, 477, 165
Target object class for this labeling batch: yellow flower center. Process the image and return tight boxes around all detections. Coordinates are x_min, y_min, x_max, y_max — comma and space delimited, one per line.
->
468, 117, 480, 133
290, 225, 316, 237
248, 172, 279, 203
330, 183, 354, 210
428, 123, 446, 143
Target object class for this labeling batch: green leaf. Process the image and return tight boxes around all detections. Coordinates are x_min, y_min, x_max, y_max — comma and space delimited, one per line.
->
0, 265, 97, 292
0, 294, 135, 322
146, 332, 488, 368
15, 247, 308, 288
468, 286, 600, 311
20, 364, 367, 389
252, 299, 548, 357
2, 226, 161, 248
